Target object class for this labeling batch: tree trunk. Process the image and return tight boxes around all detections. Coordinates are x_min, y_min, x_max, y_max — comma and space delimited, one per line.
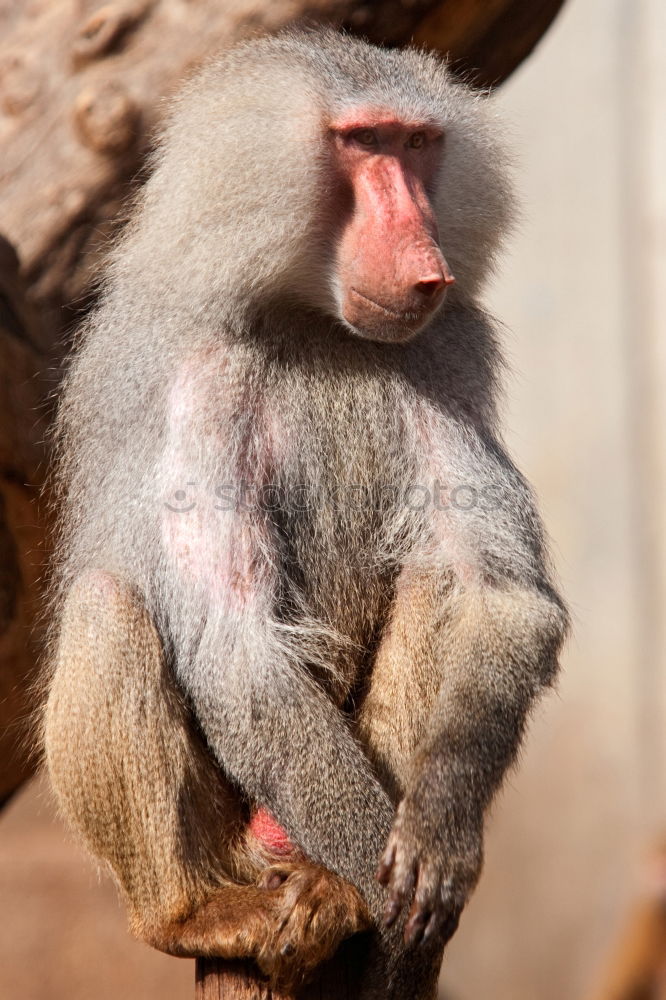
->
0, 235, 50, 806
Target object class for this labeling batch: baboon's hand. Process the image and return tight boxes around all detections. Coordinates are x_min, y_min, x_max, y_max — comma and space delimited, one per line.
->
377, 794, 482, 947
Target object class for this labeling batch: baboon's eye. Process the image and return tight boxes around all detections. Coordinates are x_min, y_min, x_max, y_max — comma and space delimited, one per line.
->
408, 132, 426, 149
350, 128, 378, 147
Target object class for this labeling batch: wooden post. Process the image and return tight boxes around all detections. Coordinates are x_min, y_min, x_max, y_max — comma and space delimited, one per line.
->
195, 960, 279, 1000
195, 934, 370, 1000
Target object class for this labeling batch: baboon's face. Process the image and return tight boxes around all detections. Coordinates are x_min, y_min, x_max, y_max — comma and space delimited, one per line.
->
329, 113, 453, 343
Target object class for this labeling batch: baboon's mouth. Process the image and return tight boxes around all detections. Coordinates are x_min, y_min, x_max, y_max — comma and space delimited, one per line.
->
350, 287, 406, 319
349, 287, 442, 323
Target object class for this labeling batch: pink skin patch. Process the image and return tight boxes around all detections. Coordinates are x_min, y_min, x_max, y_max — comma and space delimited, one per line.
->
161, 352, 273, 611
249, 807, 294, 855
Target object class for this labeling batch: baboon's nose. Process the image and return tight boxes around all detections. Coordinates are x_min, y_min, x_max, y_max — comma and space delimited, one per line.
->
415, 276, 445, 298
414, 268, 455, 301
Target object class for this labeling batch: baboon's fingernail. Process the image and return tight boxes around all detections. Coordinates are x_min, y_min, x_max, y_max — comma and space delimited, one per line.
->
404, 912, 427, 946
376, 861, 391, 883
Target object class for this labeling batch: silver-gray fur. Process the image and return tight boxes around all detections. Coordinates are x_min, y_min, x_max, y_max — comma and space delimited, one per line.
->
43, 29, 569, 999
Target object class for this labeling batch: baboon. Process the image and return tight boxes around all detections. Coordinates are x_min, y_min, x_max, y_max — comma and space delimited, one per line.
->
43, 29, 569, 999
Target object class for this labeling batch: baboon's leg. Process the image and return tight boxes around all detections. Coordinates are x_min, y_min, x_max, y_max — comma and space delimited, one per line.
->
44, 571, 369, 990
352, 570, 454, 1000
356, 570, 450, 802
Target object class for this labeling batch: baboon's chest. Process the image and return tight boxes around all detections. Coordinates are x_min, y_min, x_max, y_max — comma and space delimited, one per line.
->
264, 378, 415, 689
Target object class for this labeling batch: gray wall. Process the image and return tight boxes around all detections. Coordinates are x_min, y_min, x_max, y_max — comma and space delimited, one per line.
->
443, 1, 666, 996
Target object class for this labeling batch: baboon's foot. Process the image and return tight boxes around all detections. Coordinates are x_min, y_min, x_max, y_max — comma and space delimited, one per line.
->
145, 864, 370, 991
254, 861, 371, 988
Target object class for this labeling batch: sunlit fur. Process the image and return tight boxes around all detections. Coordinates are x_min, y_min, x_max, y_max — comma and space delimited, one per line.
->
42, 29, 568, 1000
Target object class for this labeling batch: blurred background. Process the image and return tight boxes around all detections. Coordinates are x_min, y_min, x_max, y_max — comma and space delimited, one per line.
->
0, 1, 664, 998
